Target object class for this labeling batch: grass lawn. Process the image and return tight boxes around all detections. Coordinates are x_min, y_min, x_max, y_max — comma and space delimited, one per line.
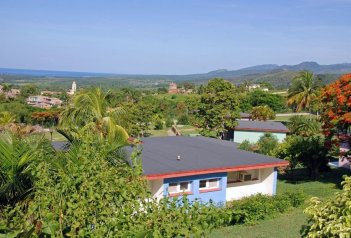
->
210, 168, 351, 238
148, 125, 200, 137
43, 130, 67, 141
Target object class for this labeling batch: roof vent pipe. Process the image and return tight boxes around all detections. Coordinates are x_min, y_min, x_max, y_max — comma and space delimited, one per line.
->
177, 155, 181, 161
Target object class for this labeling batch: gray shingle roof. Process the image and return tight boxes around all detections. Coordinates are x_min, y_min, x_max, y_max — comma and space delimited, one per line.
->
235, 120, 289, 132
137, 136, 286, 177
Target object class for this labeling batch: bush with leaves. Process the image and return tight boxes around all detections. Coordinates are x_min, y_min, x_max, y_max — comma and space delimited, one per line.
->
0, 132, 52, 206
0, 137, 232, 237
238, 140, 255, 152
1, 139, 150, 237
257, 133, 279, 156
228, 192, 305, 225
303, 176, 351, 237
250, 105, 276, 121
177, 114, 190, 125
273, 135, 329, 178
288, 115, 321, 137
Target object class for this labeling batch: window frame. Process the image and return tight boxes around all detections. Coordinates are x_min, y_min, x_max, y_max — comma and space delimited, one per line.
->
199, 178, 221, 191
168, 181, 191, 194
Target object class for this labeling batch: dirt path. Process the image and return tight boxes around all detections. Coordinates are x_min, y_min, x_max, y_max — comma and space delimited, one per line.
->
167, 129, 176, 136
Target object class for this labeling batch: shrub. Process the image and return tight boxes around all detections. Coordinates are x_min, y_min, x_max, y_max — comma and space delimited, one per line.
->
303, 176, 351, 237
238, 140, 254, 152
177, 114, 190, 125
165, 117, 173, 127
228, 192, 305, 225
154, 119, 164, 130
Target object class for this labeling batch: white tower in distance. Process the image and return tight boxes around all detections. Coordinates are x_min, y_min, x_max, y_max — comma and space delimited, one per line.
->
68, 81, 77, 95
72, 81, 77, 94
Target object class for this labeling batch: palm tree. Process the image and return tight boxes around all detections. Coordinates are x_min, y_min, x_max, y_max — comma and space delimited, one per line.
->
0, 133, 50, 205
288, 71, 319, 112
288, 115, 321, 137
58, 88, 129, 144
0, 111, 16, 126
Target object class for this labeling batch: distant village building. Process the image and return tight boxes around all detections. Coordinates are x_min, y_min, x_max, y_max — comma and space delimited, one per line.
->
168, 82, 179, 94
0, 85, 21, 98
27, 95, 63, 109
167, 82, 193, 94
247, 84, 269, 92
67, 81, 77, 95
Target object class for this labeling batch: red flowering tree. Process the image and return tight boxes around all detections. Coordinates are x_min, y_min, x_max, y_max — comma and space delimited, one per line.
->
321, 73, 351, 151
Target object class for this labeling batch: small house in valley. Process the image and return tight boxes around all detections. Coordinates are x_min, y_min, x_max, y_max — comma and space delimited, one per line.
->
138, 136, 288, 204
226, 120, 289, 143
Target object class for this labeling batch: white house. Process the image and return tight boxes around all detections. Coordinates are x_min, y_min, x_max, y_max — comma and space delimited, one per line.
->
137, 136, 288, 204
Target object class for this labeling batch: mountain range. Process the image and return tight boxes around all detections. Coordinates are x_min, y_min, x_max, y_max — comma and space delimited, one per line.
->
1, 61, 350, 89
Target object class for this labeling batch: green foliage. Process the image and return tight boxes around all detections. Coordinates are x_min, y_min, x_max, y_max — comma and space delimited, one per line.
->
0, 101, 40, 124
303, 176, 351, 237
238, 140, 254, 152
125, 101, 153, 136
273, 135, 329, 178
251, 105, 276, 121
288, 115, 321, 137
248, 90, 286, 112
165, 117, 173, 127
19, 84, 38, 98
0, 111, 16, 126
177, 114, 190, 125
1, 140, 150, 237
288, 71, 320, 112
154, 119, 164, 130
257, 133, 279, 156
196, 78, 240, 138
228, 192, 305, 225
0, 132, 52, 205
58, 88, 129, 143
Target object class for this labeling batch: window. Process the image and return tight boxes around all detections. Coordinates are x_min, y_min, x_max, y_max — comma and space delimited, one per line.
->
168, 181, 191, 194
199, 178, 220, 191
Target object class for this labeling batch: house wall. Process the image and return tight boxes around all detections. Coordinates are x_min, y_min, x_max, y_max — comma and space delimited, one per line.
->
163, 173, 227, 204
226, 167, 275, 201
149, 179, 164, 201
233, 130, 286, 143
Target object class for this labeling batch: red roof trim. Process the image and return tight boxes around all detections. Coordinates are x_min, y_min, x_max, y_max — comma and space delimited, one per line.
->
235, 128, 289, 133
146, 161, 289, 180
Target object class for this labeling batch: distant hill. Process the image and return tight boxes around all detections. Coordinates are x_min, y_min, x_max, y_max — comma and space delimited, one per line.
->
1, 61, 350, 89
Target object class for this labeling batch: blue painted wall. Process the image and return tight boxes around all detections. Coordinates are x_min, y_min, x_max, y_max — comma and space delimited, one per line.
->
163, 172, 227, 204
273, 168, 277, 195
234, 130, 286, 143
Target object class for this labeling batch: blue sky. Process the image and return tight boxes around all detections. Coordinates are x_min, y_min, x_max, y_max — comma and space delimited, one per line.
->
0, 0, 350, 74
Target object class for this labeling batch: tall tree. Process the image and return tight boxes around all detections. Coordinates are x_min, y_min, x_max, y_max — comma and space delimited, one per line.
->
196, 78, 240, 138
320, 73, 351, 151
288, 71, 319, 112
58, 88, 129, 144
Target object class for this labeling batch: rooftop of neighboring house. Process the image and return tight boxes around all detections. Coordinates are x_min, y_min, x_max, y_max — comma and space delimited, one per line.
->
133, 136, 288, 180
234, 120, 289, 133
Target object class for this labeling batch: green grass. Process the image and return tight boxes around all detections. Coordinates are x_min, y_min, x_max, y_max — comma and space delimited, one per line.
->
210, 168, 351, 238
273, 116, 293, 122
210, 208, 306, 238
148, 125, 200, 137
148, 128, 169, 137
43, 130, 67, 141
